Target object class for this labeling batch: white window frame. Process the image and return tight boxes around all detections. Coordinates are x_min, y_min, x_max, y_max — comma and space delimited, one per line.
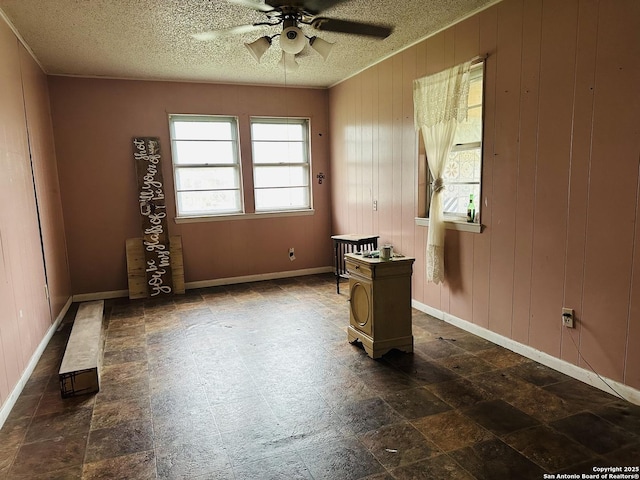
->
169, 114, 243, 218
416, 62, 484, 233
250, 117, 312, 213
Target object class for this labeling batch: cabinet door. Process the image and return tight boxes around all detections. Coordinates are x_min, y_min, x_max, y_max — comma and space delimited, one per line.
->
349, 278, 373, 336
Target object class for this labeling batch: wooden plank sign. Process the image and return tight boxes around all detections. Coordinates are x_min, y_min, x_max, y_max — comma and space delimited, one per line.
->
126, 236, 185, 299
133, 137, 173, 296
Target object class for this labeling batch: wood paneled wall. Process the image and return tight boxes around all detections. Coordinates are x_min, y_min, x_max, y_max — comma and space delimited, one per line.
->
0, 18, 71, 412
329, 0, 640, 389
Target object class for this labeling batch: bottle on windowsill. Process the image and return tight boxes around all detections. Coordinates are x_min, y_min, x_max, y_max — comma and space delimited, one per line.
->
467, 194, 475, 223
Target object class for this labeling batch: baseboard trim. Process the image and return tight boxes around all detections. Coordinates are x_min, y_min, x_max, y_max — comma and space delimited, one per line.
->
72, 266, 335, 301
0, 296, 73, 430
73, 290, 129, 302
412, 300, 640, 406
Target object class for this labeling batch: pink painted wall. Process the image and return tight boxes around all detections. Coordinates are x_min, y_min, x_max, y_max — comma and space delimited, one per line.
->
0, 18, 71, 411
19, 41, 72, 323
48, 78, 332, 295
329, 0, 640, 390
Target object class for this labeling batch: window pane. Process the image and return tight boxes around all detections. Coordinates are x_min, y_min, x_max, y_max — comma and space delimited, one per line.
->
173, 140, 236, 165
177, 190, 241, 215
454, 76, 483, 145
252, 122, 304, 141
254, 165, 309, 188
444, 148, 481, 183
442, 183, 480, 217
252, 141, 305, 164
455, 106, 482, 145
442, 147, 481, 216
170, 115, 242, 217
250, 117, 311, 213
172, 121, 233, 140
175, 167, 239, 191
468, 75, 483, 106
255, 187, 309, 211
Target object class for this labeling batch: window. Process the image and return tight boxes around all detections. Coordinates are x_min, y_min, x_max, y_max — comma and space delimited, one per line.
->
425, 63, 484, 222
250, 117, 311, 212
169, 115, 242, 217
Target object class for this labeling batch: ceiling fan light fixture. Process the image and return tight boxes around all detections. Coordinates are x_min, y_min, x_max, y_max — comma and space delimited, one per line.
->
309, 36, 334, 61
245, 36, 272, 62
279, 51, 299, 71
280, 26, 306, 54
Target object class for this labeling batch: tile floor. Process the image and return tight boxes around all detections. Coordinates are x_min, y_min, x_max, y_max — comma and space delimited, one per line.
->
0, 273, 639, 479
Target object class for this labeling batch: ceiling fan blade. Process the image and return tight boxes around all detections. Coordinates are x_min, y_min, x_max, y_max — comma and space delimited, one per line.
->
263, 0, 344, 15
191, 24, 264, 41
264, 0, 344, 14
300, 0, 346, 13
226, 0, 274, 12
311, 17, 393, 38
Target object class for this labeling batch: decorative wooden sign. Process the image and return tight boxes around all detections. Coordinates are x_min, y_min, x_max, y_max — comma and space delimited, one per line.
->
126, 236, 184, 300
133, 137, 173, 296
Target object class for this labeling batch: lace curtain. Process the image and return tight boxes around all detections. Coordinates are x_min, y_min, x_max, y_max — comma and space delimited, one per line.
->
413, 61, 472, 284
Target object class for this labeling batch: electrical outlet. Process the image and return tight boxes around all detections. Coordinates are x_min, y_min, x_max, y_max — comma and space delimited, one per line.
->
289, 247, 296, 261
373, 200, 378, 211
562, 307, 574, 328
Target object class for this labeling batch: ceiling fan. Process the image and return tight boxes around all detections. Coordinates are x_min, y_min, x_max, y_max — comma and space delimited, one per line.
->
192, 0, 394, 70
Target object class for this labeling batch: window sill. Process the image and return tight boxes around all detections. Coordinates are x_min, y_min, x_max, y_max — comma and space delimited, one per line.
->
175, 209, 315, 224
415, 217, 483, 233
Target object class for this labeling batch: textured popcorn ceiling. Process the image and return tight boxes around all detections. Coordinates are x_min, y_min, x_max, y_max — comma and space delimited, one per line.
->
0, 0, 498, 88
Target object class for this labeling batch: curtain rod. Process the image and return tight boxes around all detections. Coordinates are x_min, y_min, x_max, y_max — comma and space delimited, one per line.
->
470, 54, 488, 65
414, 54, 488, 82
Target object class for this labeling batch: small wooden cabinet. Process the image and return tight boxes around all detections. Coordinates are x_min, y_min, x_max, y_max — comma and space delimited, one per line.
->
345, 253, 415, 359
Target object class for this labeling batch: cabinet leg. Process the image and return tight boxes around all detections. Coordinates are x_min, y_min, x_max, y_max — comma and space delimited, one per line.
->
363, 345, 377, 359
398, 344, 414, 354
347, 328, 358, 345
347, 328, 380, 358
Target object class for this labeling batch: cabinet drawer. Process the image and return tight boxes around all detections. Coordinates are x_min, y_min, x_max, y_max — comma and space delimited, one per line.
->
345, 260, 373, 279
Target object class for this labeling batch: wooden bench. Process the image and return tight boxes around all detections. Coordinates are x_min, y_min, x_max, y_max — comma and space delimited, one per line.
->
58, 300, 104, 398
